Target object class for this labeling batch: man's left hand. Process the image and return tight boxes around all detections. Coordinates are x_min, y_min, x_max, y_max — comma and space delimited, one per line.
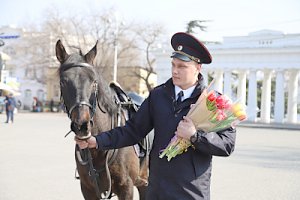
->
74, 136, 97, 149
175, 116, 196, 140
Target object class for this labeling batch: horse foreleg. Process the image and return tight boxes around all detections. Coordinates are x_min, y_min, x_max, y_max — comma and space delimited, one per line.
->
80, 181, 98, 200
136, 156, 149, 187
137, 185, 147, 200
116, 178, 134, 200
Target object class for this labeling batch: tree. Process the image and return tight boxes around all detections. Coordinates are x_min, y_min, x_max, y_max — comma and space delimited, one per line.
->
133, 23, 165, 91
15, 7, 164, 96
42, 8, 164, 91
36, 8, 142, 81
186, 20, 209, 34
10, 29, 53, 84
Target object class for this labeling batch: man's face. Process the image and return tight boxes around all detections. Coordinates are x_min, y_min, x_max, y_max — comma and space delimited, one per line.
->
171, 58, 201, 90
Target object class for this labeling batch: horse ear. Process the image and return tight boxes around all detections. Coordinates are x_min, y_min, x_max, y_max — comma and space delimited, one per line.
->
85, 40, 98, 64
55, 40, 69, 64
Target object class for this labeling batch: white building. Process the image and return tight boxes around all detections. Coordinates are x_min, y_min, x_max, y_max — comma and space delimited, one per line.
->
154, 30, 300, 124
0, 26, 48, 110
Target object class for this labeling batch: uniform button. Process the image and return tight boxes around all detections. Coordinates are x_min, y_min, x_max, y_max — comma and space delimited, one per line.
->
174, 114, 177, 117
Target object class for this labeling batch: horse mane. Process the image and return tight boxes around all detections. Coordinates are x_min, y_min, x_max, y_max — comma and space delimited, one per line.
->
57, 53, 118, 115
95, 71, 118, 115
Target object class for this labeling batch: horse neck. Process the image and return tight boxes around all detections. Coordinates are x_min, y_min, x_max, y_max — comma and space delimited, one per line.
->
89, 98, 117, 158
92, 106, 113, 134
91, 86, 118, 133
96, 76, 118, 114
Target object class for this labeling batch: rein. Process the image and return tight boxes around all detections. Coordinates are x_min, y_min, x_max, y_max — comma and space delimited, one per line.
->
75, 146, 118, 200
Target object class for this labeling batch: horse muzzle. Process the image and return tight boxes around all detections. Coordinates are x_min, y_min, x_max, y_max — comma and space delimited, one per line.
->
68, 104, 95, 139
71, 120, 93, 140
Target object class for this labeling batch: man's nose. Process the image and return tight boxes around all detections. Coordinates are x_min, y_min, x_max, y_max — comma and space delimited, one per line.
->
172, 67, 178, 74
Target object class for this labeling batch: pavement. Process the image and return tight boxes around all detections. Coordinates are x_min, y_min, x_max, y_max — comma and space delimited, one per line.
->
239, 120, 300, 130
0, 112, 300, 200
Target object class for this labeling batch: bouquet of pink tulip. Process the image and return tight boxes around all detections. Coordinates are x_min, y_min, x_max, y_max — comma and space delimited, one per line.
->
159, 82, 247, 161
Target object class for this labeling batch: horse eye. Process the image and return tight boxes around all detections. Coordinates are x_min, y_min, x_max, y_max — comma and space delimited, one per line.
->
60, 81, 65, 87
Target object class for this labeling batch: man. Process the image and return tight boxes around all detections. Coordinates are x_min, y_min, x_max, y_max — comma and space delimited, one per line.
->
5, 93, 16, 123
76, 32, 236, 200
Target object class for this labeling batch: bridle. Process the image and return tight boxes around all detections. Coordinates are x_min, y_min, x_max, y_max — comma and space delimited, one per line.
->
65, 82, 99, 120
60, 62, 100, 120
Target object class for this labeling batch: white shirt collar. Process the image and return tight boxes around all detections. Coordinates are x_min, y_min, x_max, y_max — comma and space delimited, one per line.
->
174, 85, 196, 101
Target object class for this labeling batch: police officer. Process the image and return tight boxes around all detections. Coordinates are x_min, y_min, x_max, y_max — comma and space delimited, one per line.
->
76, 32, 236, 200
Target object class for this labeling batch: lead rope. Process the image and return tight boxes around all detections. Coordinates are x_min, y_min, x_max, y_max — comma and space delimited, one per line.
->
75, 146, 115, 199
102, 151, 113, 199
88, 150, 113, 200
85, 148, 103, 199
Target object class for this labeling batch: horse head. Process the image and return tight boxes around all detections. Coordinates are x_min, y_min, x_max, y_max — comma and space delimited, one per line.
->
55, 40, 99, 140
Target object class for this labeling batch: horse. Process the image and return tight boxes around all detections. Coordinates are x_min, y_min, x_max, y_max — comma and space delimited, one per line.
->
55, 40, 148, 200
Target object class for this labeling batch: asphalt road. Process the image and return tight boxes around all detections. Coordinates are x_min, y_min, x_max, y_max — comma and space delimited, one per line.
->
0, 113, 299, 200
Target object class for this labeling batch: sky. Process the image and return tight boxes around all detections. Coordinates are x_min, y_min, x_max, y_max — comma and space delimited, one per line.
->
1, 0, 300, 41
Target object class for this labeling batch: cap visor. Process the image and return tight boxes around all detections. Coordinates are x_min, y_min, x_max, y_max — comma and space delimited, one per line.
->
171, 52, 192, 62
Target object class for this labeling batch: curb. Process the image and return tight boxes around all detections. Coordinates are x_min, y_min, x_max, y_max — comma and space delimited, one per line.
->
238, 122, 300, 130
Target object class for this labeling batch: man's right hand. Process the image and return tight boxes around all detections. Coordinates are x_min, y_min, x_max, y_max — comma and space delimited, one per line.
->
74, 136, 97, 149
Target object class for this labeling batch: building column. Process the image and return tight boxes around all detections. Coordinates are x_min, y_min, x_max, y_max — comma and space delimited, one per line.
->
260, 69, 272, 123
247, 70, 257, 122
274, 70, 285, 123
287, 69, 299, 123
237, 70, 247, 106
223, 70, 232, 98
213, 69, 223, 93
201, 69, 208, 86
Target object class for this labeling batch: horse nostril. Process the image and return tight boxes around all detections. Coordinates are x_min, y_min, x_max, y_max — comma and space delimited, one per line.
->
71, 122, 79, 133
81, 122, 89, 131
71, 121, 89, 133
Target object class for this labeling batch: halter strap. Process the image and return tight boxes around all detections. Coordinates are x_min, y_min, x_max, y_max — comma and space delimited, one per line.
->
63, 81, 98, 120
60, 62, 94, 71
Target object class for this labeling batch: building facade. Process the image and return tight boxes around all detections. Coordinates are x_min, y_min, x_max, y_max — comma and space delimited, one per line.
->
0, 26, 48, 110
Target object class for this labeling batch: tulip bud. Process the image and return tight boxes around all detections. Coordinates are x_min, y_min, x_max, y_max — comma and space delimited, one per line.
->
235, 110, 247, 121
231, 103, 243, 113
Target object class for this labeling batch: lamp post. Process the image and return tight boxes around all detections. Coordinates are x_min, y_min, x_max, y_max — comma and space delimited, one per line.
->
113, 12, 119, 82
0, 32, 4, 83
0, 54, 3, 83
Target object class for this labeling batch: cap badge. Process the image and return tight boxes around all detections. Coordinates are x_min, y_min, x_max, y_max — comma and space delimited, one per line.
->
177, 45, 183, 51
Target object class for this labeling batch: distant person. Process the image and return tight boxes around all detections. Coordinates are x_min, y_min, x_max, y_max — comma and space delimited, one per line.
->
50, 99, 54, 112
32, 97, 42, 112
5, 93, 16, 123
4, 95, 9, 122
37, 100, 43, 112
17, 100, 22, 109
32, 97, 38, 112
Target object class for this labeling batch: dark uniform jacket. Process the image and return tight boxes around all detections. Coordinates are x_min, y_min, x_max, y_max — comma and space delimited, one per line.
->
96, 74, 236, 200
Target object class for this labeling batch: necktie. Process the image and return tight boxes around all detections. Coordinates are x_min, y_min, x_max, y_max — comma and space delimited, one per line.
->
176, 91, 184, 105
